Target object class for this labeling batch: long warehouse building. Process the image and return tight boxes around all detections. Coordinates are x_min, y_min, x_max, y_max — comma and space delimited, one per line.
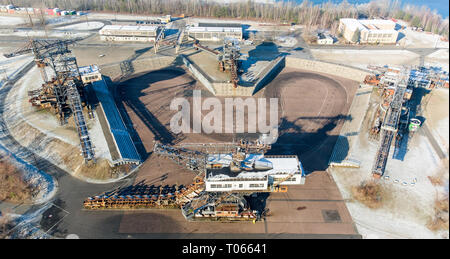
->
99, 25, 163, 42
187, 23, 243, 41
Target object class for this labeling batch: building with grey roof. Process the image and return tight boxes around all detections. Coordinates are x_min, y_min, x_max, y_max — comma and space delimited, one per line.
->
187, 23, 243, 41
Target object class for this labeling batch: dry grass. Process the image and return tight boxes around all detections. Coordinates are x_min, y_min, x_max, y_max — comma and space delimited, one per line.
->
303, 33, 318, 44
76, 159, 113, 180
0, 157, 34, 203
428, 175, 444, 186
351, 181, 385, 209
427, 197, 449, 232
76, 159, 133, 180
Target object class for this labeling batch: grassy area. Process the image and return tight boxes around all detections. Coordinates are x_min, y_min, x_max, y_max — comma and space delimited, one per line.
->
0, 156, 34, 203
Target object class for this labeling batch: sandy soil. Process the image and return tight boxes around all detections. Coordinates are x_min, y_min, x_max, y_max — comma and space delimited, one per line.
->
119, 171, 358, 236
262, 67, 358, 172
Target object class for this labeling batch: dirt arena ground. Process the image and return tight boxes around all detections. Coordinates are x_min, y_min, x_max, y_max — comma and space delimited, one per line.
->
115, 65, 360, 237
261, 67, 358, 172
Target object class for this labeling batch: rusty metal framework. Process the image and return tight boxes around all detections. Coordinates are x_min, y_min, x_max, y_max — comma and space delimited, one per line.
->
83, 176, 205, 210
84, 140, 287, 221
3, 38, 95, 163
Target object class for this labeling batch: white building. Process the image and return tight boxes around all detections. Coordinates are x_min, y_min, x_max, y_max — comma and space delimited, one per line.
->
99, 25, 163, 42
79, 65, 102, 84
205, 154, 305, 192
187, 23, 243, 41
339, 18, 399, 44
317, 33, 334, 45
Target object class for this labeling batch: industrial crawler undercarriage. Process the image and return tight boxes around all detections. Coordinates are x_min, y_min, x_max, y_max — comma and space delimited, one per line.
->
83, 140, 302, 222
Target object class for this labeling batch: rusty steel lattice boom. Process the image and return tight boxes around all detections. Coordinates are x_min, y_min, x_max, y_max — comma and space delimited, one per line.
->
49, 44, 96, 163
153, 142, 207, 173
67, 81, 95, 161
372, 69, 409, 178
3, 38, 81, 83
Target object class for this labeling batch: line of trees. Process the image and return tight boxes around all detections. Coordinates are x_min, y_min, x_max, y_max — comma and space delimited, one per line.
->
2, 0, 449, 38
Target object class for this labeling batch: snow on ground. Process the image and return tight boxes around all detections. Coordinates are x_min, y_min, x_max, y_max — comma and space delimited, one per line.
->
89, 111, 112, 161
425, 49, 449, 72
0, 55, 57, 204
332, 132, 446, 238
240, 57, 270, 83
0, 15, 27, 26
88, 12, 161, 21
1, 203, 54, 239
46, 16, 80, 26
399, 28, 449, 49
15, 67, 79, 146
57, 21, 105, 31
0, 48, 33, 82
9, 66, 111, 162
0, 144, 57, 204
0, 29, 91, 38
424, 88, 449, 155
329, 88, 448, 239
1, 46, 112, 163
311, 49, 420, 70
275, 36, 297, 47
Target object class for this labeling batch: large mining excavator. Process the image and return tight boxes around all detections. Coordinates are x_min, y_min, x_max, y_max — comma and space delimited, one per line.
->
4, 38, 95, 163
83, 139, 301, 221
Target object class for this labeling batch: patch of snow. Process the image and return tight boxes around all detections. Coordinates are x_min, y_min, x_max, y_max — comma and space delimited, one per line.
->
0, 15, 26, 26
0, 145, 58, 204
57, 21, 104, 31
0, 29, 90, 38
276, 36, 297, 47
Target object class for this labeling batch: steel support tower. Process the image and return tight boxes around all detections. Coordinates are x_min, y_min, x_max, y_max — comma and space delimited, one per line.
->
372, 70, 409, 177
